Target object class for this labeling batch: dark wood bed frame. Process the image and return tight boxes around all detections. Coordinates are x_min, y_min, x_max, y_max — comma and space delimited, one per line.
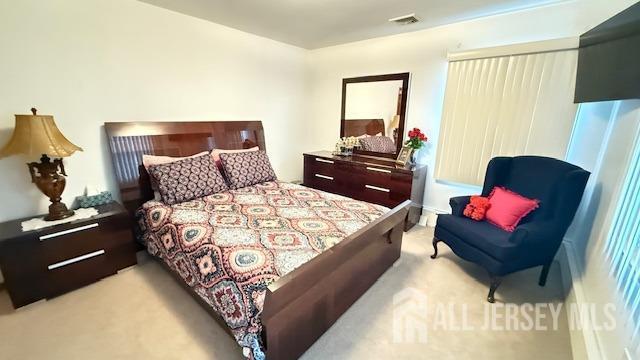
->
104, 121, 410, 360
343, 118, 386, 137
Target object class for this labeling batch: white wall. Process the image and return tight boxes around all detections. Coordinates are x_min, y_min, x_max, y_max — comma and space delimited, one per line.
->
305, 0, 638, 214
0, 0, 308, 222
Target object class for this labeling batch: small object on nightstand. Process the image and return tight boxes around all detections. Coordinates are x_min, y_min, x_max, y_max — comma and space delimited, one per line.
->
77, 191, 113, 208
0, 202, 137, 309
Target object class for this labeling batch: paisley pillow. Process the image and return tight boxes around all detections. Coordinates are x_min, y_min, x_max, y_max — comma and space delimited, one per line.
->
219, 150, 277, 189
142, 151, 210, 191
148, 153, 228, 205
359, 135, 396, 153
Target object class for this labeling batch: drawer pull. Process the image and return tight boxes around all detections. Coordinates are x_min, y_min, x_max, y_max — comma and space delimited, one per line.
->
366, 166, 392, 174
315, 158, 334, 164
47, 249, 105, 270
365, 185, 390, 193
315, 174, 334, 181
39, 223, 99, 241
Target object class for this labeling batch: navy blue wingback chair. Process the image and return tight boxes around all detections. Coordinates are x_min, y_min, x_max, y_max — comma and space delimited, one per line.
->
432, 156, 590, 302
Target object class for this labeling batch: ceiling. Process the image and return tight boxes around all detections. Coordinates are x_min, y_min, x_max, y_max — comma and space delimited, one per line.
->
139, 0, 563, 49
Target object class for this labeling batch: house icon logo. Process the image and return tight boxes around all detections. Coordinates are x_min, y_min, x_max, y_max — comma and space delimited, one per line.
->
393, 287, 428, 343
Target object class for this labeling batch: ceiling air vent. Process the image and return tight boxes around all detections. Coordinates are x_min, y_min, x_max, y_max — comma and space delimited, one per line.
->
389, 13, 419, 25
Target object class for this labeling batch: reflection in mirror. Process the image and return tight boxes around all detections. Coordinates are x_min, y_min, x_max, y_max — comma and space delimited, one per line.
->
344, 80, 404, 150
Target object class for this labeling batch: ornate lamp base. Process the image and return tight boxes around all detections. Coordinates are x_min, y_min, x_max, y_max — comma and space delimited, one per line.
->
28, 154, 75, 221
45, 202, 74, 221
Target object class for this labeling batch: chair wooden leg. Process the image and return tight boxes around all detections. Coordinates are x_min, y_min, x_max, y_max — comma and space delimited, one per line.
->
487, 275, 502, 303
430, 237, 440, 259
539, 262, 552, 287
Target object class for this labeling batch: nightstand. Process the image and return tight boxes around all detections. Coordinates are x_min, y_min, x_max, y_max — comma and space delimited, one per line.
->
0, 202, 137, 308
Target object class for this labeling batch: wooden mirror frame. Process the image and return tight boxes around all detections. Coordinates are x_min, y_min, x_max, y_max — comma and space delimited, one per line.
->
340, 72, 410, 159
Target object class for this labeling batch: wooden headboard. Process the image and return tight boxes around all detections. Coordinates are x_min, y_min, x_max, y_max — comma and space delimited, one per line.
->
104, 121, 265, 216
343, 119, 385, 137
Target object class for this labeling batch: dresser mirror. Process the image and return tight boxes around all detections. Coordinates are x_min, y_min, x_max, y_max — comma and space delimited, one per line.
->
341, 72, 410, 159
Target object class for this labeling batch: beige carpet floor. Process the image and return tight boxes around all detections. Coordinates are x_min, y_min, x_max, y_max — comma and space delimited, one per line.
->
0, 226, 572, 359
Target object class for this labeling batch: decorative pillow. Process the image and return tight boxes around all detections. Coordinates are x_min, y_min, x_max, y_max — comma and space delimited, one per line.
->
147, 154, 228, 205
359, 135, 396, 153
211, 146, 259, 167
219, 150, 277, 189
485, 187, 539, 232
463, 196, 491, 221
356, 132, 383, 139
142, 151, 210, 191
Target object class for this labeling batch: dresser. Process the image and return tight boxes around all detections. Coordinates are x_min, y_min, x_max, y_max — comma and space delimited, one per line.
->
0, 202, 137, 308
303, 151, 427, 230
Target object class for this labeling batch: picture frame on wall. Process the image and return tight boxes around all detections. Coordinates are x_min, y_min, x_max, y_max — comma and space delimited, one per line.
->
395, 146, 413, 166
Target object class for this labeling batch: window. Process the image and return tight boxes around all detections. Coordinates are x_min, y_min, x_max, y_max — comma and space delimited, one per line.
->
605, 132, 640, 353
434, 40, 579, 185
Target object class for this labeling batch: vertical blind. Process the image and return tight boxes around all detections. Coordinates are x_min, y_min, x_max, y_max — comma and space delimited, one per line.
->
605, 131, 640, 354
435, 47, 579, 185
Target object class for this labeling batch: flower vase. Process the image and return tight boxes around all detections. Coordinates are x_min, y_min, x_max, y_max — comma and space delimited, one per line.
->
410, 149, 418, 165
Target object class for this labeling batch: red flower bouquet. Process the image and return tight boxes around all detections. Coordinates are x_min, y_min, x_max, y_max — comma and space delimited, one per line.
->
406, 128, 428, 150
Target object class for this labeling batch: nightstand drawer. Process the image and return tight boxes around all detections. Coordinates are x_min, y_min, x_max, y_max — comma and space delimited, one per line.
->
39, 222, 105, 265
46, 249, 113, 297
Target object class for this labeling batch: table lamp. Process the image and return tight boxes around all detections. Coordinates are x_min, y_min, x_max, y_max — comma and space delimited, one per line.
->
0, 108, 83, 221
389, 114, 401, 144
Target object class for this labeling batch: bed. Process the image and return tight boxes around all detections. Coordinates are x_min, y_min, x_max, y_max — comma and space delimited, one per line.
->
342, 118, 385, 138
104, 121, 410, 359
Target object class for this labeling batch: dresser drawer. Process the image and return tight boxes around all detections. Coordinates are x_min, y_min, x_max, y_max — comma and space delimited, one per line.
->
45, 249, 113, 297
304, 155, 354, 197
344, 167, 410, 208
359, 165, 412, 194
360, 184, 404, 208
304, 155, 338, 177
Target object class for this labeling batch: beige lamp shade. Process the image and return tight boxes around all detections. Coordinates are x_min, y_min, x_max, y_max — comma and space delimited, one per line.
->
0, 112, 82, 159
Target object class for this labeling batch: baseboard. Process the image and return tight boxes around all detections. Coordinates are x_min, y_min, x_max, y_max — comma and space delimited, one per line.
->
558, 240, 604, 360
422, 206, 448, 227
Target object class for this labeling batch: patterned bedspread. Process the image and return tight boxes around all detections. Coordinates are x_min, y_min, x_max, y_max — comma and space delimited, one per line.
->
136, 181, 388, 359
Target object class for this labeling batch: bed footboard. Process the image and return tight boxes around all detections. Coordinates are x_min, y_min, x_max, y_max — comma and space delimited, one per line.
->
261, 200, 411, 360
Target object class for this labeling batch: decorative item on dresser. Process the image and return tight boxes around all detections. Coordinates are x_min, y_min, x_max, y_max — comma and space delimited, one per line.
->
395, 146, 413, 167
0, 108, 83, 221
403, 127, 428, 165
0, 202, 137, 308
303, 151, 427, 230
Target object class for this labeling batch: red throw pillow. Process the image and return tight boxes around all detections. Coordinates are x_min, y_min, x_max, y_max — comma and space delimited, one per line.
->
463, 196, 491, 221
485, 187, 539, 232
